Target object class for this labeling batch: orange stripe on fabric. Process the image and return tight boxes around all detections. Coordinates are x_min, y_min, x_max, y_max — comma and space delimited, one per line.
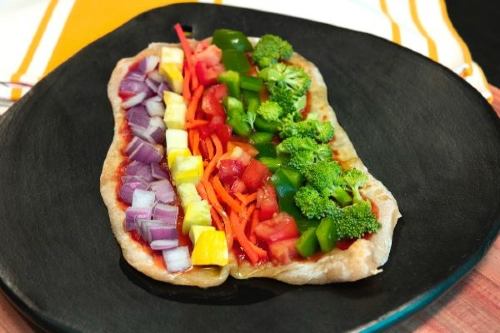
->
379, 0, 401, 44
409, 0, 438, 62
44, 0, 195, 75
437, 0, 472, 76
10, 0, 58, 100
214, 0, 223, 4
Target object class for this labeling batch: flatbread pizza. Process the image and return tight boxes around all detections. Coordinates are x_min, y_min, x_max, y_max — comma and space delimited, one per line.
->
100, 25, 401, 287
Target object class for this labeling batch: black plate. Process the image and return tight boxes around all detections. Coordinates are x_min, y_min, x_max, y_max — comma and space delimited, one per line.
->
0, 4, 498, 332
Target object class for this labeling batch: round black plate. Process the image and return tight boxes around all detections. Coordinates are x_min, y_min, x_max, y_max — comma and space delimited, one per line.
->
0, 4, 498, 332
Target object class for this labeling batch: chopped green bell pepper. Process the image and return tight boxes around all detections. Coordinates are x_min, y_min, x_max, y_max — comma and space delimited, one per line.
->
222, 49, 250, 73
296, 227, 319, 257
224, 97, 251, 137
254, 115, 280, 133
250, 132, 274, 144
316, 217, 339, 252
218, 70, 240, 98
254, 142, 277, 158
240, 75, 263, 92
258, 157, 284, 172
212, 29, 253, 52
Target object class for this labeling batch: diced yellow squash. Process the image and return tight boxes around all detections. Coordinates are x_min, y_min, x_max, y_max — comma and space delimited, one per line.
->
172, 155, 203, 185
167, 148, 191, 169
160, 63, 183, 94
182, 200, 212, 234
165, 129, 188, 153
164, 103, 187, 129
191, 230, 228, 266
189, 225, 215, 245
161, 47, 184, 70
163, 91, 184, 105
177, 183, 201, 210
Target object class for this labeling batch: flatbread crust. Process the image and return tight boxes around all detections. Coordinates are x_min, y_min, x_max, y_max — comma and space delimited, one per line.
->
100, 41, 401, 287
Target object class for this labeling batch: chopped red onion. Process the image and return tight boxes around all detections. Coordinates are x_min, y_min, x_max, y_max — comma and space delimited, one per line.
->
150, 239, 179, 251
163, 246, 191, 273
130, 123, 164, 145
153, 203, 178, 224
122, 91, 147, 109
151, 163, 168, 179
128, 138, 163, 163
125, 161, 153, 181
125, 137, 142, 156
145, 78, 159, 93
125, 206, 152, 231
150, 180, 175, 203
119, 181, 148, 204
157, 82, 170, 96
125, 71, 146, 82
126, 105, 150, 128
144, 96, 165, 117
132, 189, 156, 208
138, 56, 160, 74
137, 219, 177, 243
119, 80, 148, 98
147, 70, 164, 83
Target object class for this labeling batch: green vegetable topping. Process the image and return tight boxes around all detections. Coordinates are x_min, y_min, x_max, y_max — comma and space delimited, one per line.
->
222, 49, 250, 73
329, 201, 380, 240
252, 34, 293, 68
259, 63, 311, 115
218, 70, 240, 98
296, 227, 319, 257
276, 136, 332, 173
294, 186, 338, 219
212, 29, 253, 52
279, 115, 335, 143
303, 161, 352, 206
257, 101, 283, 122
224, 96, 252, 137
343, 168, 369, 204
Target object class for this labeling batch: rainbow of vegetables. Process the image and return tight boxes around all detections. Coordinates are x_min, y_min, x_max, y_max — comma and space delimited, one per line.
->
116, 24, 381, 273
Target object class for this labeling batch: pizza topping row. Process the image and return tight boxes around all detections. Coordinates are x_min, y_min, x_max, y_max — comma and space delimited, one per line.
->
117, 24, 381, 273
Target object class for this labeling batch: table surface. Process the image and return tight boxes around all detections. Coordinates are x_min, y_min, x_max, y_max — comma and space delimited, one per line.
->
1, 1, 499, 332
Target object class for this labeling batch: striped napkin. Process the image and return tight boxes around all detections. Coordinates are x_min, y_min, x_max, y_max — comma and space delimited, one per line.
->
0, 0, 493, 114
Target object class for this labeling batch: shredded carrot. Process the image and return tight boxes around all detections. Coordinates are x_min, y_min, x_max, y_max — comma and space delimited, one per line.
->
249, 209, 260, 243
186, 85, 204, 122
235, 192, 257, 206
186, 119, 209, 129
191, 130, 200, 156
174, 23, 198, 89
230, 210, 267, 264
203, 149, 220, 182
243, 204, 256, 229
210, 208, 225, 231
206, 136, 215, 160
212, 176, 241, 213
182, 66, 191, 101
199, 140, 208, 159
197, 182, 225, 232
202, 179, 224, 216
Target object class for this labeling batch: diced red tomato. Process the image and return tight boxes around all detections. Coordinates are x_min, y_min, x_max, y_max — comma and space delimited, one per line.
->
215, 124, 232, 147
218, 159, 245, 186
254, 213, 299, 244
196, 61, 225, 87
194, 44, 222, 66
336, 239, 355, 250
256, 184, 279, 220
230, 179, 247, 194
241, 159, 271, 192
268, 238, 299, 264
201, 84, 227, 117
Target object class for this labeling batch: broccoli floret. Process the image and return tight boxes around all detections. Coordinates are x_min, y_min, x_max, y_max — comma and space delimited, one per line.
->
303, 161, 352, 206
279, 117, 335, 143
259, 63, 311, 115
332, 201, 380, 239
256, 100, 283, 121
252, 34, 294, 68
277, 137, 332, 173
343, 168, 368, 203
294, 186, 339, 219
